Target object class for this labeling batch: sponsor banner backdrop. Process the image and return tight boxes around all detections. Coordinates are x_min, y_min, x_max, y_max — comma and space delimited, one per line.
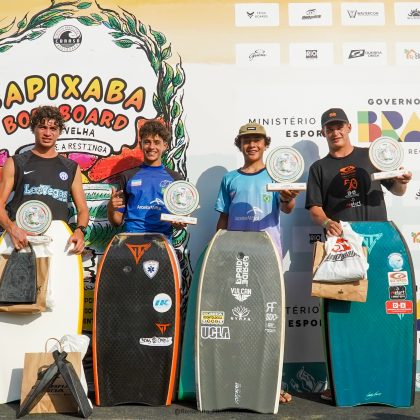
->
1, 0, 419, 391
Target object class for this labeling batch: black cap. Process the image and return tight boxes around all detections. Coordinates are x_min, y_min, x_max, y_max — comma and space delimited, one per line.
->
321, 108, 349, 127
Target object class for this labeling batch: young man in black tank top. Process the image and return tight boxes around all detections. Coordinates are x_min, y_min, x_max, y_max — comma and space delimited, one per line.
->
0, 106, 89, 254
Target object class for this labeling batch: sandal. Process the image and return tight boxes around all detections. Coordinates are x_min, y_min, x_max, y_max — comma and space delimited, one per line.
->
280, 390, 292, 403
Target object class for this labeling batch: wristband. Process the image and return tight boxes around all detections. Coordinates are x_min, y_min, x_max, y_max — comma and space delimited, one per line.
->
322, 219, 331, 228
280, 198, 291, 203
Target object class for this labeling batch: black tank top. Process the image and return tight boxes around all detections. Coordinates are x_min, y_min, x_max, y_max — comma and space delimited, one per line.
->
6, 151, 77, 222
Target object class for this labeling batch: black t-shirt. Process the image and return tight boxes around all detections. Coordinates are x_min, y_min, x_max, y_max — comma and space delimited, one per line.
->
6, 151, 77, 222
305, 146, 394, 222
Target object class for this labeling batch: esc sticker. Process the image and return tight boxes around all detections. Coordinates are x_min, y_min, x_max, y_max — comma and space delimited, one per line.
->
385, 300, 413, 315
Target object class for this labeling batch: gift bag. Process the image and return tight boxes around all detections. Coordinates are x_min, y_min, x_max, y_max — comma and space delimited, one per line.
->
0, 245, 37, 303
313, 221, 369, 283
0, 254, 50, 313
19, 342, 81, 414
312, 241, 368, 302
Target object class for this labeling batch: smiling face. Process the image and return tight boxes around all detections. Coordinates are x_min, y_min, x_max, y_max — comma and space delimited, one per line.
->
141, 134, 168, 166
322, 121, 353, 155
33, 118, 61, 152
239, 134, 267, 165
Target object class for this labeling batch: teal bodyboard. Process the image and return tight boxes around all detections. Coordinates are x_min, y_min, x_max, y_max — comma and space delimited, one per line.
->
178, 247, 206, 400
325, 221, 416, 407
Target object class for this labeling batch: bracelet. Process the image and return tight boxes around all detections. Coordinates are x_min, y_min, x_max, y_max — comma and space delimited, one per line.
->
322, 219, 331, 228
280, 198, 291, 203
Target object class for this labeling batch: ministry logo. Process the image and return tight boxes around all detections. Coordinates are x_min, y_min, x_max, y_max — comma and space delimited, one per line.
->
349, 49, 365, 58
249, 49, 267, 61
302, 9, 321, 20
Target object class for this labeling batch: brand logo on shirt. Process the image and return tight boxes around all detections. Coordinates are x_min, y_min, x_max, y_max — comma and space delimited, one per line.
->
59, 171, 68, 181
131, 179, 142, 187
23, 184, 68, 202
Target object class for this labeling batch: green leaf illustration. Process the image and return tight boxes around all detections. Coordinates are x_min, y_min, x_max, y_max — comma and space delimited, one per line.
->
150, 28, 166, 47
162, 62, 174, 90
17, 14, 28, 30
161, 45, 172, 60
91, 13, 103, 22
173, 66, 184, 87
114, 38, 134, 48
175, 120, 185, 139
138, 22, 147, 35
108, 15, 121, 31
77, 16, 97, 26
0, 20, 15, 36
41, 15, 67, 28
110, 31, 125, 39
125, 14, 137, 35
0, 45, 12, 53
174, 145, 185, 159
153, 93, 163, 114
171, 101, 181, 119
27, 30, 45, 40
164, 85, 174, 103
77, 2, 92, 9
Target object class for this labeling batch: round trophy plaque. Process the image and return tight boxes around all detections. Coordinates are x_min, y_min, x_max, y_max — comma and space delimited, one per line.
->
369, 136, 404, 172
266, 146, 304, 183
15, 200, 52, 234
163, 181, 200, 216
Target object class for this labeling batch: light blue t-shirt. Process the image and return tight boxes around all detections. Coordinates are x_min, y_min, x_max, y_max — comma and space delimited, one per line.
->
215, 168, 282, 252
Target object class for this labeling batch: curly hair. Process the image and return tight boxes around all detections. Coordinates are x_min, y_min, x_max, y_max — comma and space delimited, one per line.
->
139, 120, 171, 144
30, 106, 65, 132
234, 134, 271, 150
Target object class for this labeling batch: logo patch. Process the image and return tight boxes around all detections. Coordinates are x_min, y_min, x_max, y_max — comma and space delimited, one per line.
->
388, 271, 408, 286
200, 326, 230, 340
126, 243, 152, 264
59, 171, 68, 181
155, 323, 171, 334
231, 306, 251, 321
143, 260, 159, 278
139, 337, 173, 346
153, 293, 172, 313
201, 311, 224, 325
389, 286, 407, 300
385, 300, 413, 314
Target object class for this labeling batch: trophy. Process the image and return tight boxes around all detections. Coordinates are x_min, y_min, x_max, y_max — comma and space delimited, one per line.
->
265, 146, 306, 191
160, 180, 199, 225
369, 136, 408, 181
15, 200, 53, 243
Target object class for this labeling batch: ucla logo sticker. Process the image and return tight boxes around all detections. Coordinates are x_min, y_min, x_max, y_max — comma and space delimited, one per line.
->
53, 25, 82, 52
153, 293, 172, 313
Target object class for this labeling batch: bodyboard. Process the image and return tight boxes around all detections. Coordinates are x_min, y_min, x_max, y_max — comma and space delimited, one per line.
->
0, 220, 83, 403
325, 221, 416, 407
93, 233, 180, 406
196, 230, 285, 413
178, 246, 206, 400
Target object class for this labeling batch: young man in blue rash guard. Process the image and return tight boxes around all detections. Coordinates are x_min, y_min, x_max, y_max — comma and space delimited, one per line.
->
107, 120, 184, 236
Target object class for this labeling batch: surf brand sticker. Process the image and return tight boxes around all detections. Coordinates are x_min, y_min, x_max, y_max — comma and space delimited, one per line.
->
387, 252, 404, 271
388, 271, 408, 286
139, 337, 173, 346
155, 323, 171, 334
231, 306, 251, 321
231, 287, 252, 302
153, 293, 172, 313
143, 260, 159, 278
126, 243, 152, 264
201, 311, 225, 325
389, 286, 407, 300
265, 301, 278, 333
361, 233, 383, 253
385, 300, 413, 314
200, 326, 231, 340
235, 253, 249, 286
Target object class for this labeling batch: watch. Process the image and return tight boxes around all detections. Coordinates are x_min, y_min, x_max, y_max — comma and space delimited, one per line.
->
75, 225, 87, 235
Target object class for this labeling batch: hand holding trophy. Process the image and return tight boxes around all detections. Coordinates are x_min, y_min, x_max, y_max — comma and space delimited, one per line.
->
161, 180, 199, 225
369, 136, 409, 181
265, 146, 306, 191
15, 200, 53, 243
